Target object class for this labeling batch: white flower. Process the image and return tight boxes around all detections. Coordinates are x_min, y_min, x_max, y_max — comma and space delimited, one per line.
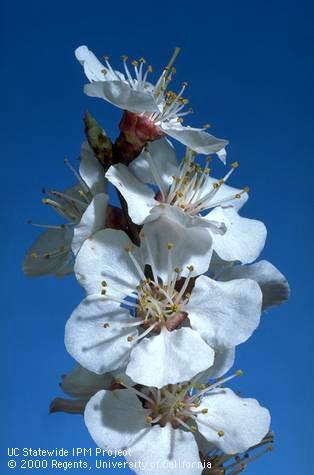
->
23, 142, 108, 277
65, 223, 262, 387
212, 258, 290, 311
50, 365, 114, 415
84, 371, 270, 475
106, 140, 267, 265
75, 46, 228, 158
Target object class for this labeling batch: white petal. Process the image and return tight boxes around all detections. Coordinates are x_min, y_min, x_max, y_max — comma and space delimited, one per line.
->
106, 164, 157, 224
61, 365, 113, 399
65, 295, 137, 374
196, 346, 236, 382
194, 432, 216, 459
50, 398, 86, 414
196, 388, 271, 454
206, 207, 267, 264
161, 121, 228, 156
75, 45, 110, 82
72, 193, 108, 255
208, 252, 232, 279
142, 212, 213, 281
84, 81, 159, 114
185, 275, 262, 348
126, 327, 214, 388
79, 141, 107, 195
126, 424, 201, 475
219, 260, 290, 311
23, 227, 73, 277
84, 388, 148, 450
129, 138, 178, 189
216, 147, 227, 164
74, 229, 139, 297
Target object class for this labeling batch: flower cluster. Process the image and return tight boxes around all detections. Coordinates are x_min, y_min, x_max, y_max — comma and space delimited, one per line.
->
25, 46, 290, 474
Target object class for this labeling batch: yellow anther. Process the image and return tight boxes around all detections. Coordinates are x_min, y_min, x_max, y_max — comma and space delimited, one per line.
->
124, 246, 131, 252
31, 252, 38, 259
243, 186, 250, 193
131, 60, 138, 67
204, 167, 211, 174
147, 65, 153, 72
127, 336, 134, 342
121, 55, 128, 61
174, 267, 181, 273
198, 384, 206, 390
101, 69, 107, 76
139, 57, 146, 63
231, 161, 239, 168
213, 182, 220, 189
171, 67, 176, 74
103, 55, 110, 61
218, 430, 225, 437
103, 323, 110, 328
203, 123, 211, 129
115, 378, 123, 385
187, 265, 194, 272
170, 304, 180, 313
175, 190, 183, 198
236, 369, 243, 376
190, 425, 197, 433
167, 243, 174, 250
146, 416, 153, 424
268, 445, 274, 452
235, 193, 241, 199
219, 179, 225, 185
101, 281, 107, 287
101, 289, 107, 295
201, 408, 208, 414
139, 231, 146, 238
206, 156, 212, 162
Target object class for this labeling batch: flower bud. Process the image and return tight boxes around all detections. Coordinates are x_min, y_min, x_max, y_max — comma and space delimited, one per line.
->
84, 112, 113, 166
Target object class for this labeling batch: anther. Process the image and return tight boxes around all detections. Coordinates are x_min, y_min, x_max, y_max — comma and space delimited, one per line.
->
187, 265, 194, 272
218, 430, 225, 437
103, 323, 110, 328
243, 186, 250, 193
231, 161, 239, 168
201, 408, 208, 414
236, 369, 243, 376
146, 416, 153, 424
167, 243, 174, 250
203, 123, 211, 129
101, 281, 107, 287
127, 336, 134, 342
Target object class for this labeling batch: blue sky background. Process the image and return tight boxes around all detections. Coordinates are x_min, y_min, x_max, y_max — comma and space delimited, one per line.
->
2, 0, 313, 473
